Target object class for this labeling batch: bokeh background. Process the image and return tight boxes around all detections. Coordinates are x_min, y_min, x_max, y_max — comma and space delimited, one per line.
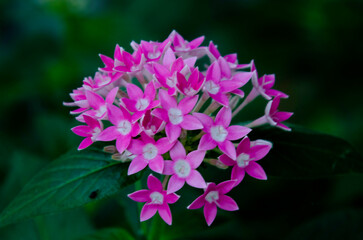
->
0, 0, 362, 239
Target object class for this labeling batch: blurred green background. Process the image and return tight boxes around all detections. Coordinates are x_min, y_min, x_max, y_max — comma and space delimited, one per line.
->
0, 0, 362, 239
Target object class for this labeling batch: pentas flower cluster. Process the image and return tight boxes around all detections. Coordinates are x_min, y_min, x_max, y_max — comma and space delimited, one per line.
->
65, 30, 293, 226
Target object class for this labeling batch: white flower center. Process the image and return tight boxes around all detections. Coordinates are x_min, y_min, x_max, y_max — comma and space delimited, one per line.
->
143, 143, 158, 160
91, 127, 102, 141
148, 51, 161, 60
210, 125, 228, 142
168, 108, 183, 125
173, 159, 191, 178
205, 81, 220, 95
96, 105, 107, 117
166, 76, 176, 88
136, 98, 149, 111
236, 153, 250, 168
184, 87, 197, 96
117, 120, 132, 135
150, 191, 164, 205
205, 191, 219, 203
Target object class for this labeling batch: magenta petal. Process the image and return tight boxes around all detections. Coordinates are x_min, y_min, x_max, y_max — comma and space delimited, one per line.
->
151, 108, 169, 122
218, 140, 236, 160
186, 170, 207, 189
198, 134, 217, 151
231, 166, 245, 186
86, 90, 104, 110
128, 189, 150, 202
188, 195, 206, 209
147, 174, 163, 191
156, 137, 175, 154
97, 126, 118, 141
158, 204, 172, 225
276, 122, 291, 131
218, 154, 235, 166
204, 202, 217, 226
216, 180, 237, 194
215, 107, 232, 127
140, 204, 158, 222
116, 135, 131, 154
105, 87, 119, 104
144, 82, 156, 100
193, 113, 214, 129
149, 155, 164, 174
122, 98, 138, 112
165, 123, 181, 142
128, 156, 148, 175
210, 93, 229, 106
170, 141, 186, 161
159, 89, 177, 110
226, 125, 251, 141
163, 160, 174, 175
250, 144, 271, 161
107, 104, 124, 126
245, 161, 267, 180
179, 95, 198, 114
186, 150, 206, 169
218, 57, 231, 79
72, 125, 91, 137
274, 111, 293, 122
206, 61, 221, 82
219, 80, 243, 93
127, 83, 144, 100
166, 193, 180, 204
232, 72, 253, 86
180, 115, 203, 130
236, 137, 250, 155
216, 195, 239, 211
78, 137, 93, 150
163, 48, 176, 68
127, 139, 144, 155
84, 115, 100, 129
167, 175, 185, 194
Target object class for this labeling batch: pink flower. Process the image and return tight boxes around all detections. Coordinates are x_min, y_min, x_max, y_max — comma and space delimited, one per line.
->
163, 141, 207, 193
140, 38, 171, 62
96, 104, 140, 154
203, 60, 252, 106
82, 72, 115, 92
63, 88, 89, 115
176, 68, 205, 96
71, 115, 103, 150
246, 96, 293, 131
187, 180, 239, 226
194, 107, 251, 160
152, 89, 203, 142
128, 174, 179, 225
170, 30, 205, 53
140, 110, 165, 137
121, 82, 160, 120
219, 137, 272, 186
127, 133, 175, 175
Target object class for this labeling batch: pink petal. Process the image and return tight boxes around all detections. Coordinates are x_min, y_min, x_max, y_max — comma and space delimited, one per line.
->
276, 122, 292, 131
162, 48, 176, 68
166, 193, 180, 204
159, 89, 177, 110
189, 36, 204, 49
165, 123, 181, 143
198, 134, 217, 151
147, 174, 163, 191
186, 150, 206, 169
210, 93, 229, 106
231, 166, 245, 186
116, 135, 131, 153
156, 137, 175, 154
274, 111, 293, 122
232, 72, 253, 86
208, 41, 220, 59
245, 161, 267, 180
180, 115, 203, 130
122, 98, 138, 112
178, 95, 198, 114
186, 170, 207, 189
270, 96, 280, 114
86, 90, 104, 110
97, 126, 119, 141
216, 195, 239, 211
219, 80, 243, 93
144, 82, 156, 100
140, 204, 158, 222
158, 204, 172, 225
107, 104, 124, 126
169, 141, 186, 161
187, 195, 206, 210
231, 89, 245, 98
84, 115, 100, 129
72, 125, 91, 137
151, 108, 169, 122
206, 61, 221, 82
78, 137, 93, 150
250, 144, 272, 161
218, 140, 236, 160
163, 160, 174, 175
167, 175, 185, 194
128, 156, 148, 175
226, 125, 251, 141
215, 107, 232, 127
127, 139, 144, 155
154, 63, 170, 82
216, 180, 237, 194
265, 89, 289, 98
149, 155, 164, 174
171, 57, 184, 73
193, 113, 213, 129
204, 202, 217, 226
127, 189, 150, 202
236, 137, 250, 155
126, 83, 144, 100
105, 87, 119, 105
218, 154, 235, 166
218, 57, 231, 79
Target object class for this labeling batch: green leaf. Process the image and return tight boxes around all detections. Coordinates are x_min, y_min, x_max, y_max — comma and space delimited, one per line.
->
77, 228, 135, 240
0, 147, 140, 227
249, 125, 363, 178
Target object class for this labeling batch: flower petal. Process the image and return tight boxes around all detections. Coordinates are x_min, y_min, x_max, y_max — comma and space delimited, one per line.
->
215, 107, 232, 127
186, 170, 207, 189
170, 141, 186, 161
126, 83, 144, 100
204, 202, 217, 226
159, 89, 177, 110
166, 193, 180, 204
97, 126, 119, 141
216, 195, 239, 211
156, 137, 175, 154
192, 113, 213, 130
163, 160, 174, 175
206, 61, 221, 82
86, 90, 104, 110
186, 150, 206, 169
140, 204, 158, 222
218, 154, 235, 166
226, 125, 251, 141
116, 135, 131, 154
245, 161, 267, 180
231, 166, 245, 186
180, 115, 203, 130
216, 180, 237, 194
187, 195, 206, 210
127, 139, 144, 155
128, 156, 148, 175
78, 137, 93, 150
167, 175, 185, 194
178, 95, 198, 114
236, 137, 250, 155
165, 123, 181, 143
158, 204, 172, 225
151, 108, 169, 122
72, 125, 92, 137
218, 140, 236, 160
198, 134, 217, 151
107, 104, 124, 125
105, 87, 119, 105
128, 189, 150, 202
147, 174, 163, 191
149, 155, 164, 174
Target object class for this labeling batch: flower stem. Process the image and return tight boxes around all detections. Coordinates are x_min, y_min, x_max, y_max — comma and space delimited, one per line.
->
232, 88, 259, 118
193, 92, 208, 112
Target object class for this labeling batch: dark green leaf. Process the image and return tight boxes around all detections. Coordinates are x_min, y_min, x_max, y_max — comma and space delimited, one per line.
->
249, 125, 363, 178
77, 228, 134, 240
0, 147, 140, 227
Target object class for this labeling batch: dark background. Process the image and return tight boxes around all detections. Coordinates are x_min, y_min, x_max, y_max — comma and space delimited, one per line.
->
0, 0, 362, 239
